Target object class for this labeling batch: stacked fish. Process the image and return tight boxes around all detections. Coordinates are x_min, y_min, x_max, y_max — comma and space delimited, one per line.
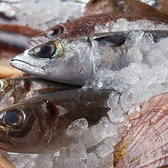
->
0, 0, 168, 167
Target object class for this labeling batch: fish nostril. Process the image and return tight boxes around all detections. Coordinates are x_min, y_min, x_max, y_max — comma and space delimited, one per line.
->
29, 42, 56, 59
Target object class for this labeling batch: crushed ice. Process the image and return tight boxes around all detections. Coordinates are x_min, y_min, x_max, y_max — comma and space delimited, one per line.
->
0, 0, 86, 30
3, 14, 168, 168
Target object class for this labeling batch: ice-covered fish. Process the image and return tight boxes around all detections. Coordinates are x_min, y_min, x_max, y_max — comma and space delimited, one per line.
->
0, 88, 115, 153
11, 30, 168, 85
85, 0, 168, 22
0, 77, 78, 111
27, 12, 164, 48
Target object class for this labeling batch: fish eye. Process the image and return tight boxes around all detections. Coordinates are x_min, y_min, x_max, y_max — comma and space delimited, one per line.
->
3, 109, 25, 128
46, 25, 64, 39
29, 42, 56, 59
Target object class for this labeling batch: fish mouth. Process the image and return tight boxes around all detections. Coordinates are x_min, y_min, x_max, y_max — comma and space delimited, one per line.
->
11, 59, 46, 75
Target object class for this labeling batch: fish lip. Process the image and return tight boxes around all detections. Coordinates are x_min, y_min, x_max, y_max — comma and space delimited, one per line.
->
11, 59, 46, 75
11, 58, 33, 67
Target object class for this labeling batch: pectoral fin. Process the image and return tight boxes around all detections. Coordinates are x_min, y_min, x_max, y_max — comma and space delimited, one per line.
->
95, 34, 126, 47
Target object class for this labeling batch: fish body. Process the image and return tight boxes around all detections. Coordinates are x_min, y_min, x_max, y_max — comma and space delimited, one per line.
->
85, 0, 168, 22
11, 30, 168, 85
27, 12, 163, 48
0, 88, 115, 153
0, 77, 78, 111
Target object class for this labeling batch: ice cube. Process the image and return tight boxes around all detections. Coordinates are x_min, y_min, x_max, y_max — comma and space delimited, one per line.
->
67, 118, 89, 135
96, 143, 114, 158
86, 152, 100, 168
70, 142, 87, 160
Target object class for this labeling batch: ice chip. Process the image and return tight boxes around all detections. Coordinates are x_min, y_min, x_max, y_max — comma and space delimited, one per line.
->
108, 108, 125, 123
67, 118, 88, 135
107, 91, 120, 109
70, 142, 87, 160
87, 152, 100, 168
64, 158, 87, 168
96, 143, 114, 158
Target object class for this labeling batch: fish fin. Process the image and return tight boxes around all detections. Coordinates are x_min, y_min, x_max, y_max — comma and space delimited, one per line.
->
62, 107, 110, 126
94, 34, 126, 47
32, 88, 70, 96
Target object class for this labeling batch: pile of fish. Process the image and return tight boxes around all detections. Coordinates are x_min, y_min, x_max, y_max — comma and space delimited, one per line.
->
0, 0, 168, 167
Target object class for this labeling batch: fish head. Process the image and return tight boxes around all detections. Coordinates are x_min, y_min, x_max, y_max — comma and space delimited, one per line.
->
0, 99, 57, 153
11, 39, 93, 85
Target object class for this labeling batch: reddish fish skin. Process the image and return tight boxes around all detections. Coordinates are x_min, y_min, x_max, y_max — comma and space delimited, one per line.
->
85, 0, 168, 22
27, 12, 164, 49
0, 24, 41, 38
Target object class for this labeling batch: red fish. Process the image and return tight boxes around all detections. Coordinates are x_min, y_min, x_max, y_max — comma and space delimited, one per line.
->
27, 12, 163, 48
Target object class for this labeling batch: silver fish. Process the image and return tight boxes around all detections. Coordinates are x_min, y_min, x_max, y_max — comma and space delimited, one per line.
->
0, 77, 78, 111
0, 88, 115, 153
11, 30, 168, 85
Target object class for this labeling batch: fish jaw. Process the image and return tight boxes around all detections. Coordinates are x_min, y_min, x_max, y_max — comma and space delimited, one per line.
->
11, 40, 93, 85
11, 50, 46, 75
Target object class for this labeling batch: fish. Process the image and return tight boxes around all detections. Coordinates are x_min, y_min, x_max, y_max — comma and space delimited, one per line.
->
0, 77, 78, 111
114, 92, 168, 167
11, 30, 168, 85
0, 88, 115, 153
84, 0, 168, 22
27, 12, 165, 49
0, 24, 41, 53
